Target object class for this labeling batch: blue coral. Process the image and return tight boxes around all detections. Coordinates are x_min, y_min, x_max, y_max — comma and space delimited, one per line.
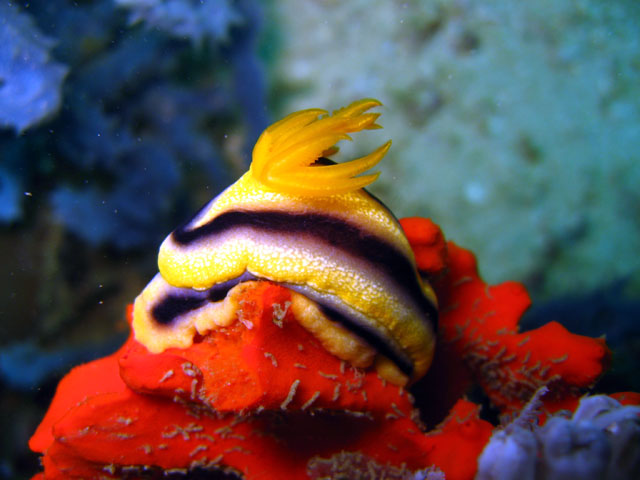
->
0, 4, 67, 133
51, 144, 180, 249
115, 0, 242, 44
0, 0, 268, 250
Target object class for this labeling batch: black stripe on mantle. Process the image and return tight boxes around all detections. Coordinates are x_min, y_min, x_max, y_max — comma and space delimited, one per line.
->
171, 209, 438, 332
149, 272, 415, 376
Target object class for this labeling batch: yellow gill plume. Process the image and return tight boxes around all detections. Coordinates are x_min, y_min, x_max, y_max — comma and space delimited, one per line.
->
249, 98, 391, 196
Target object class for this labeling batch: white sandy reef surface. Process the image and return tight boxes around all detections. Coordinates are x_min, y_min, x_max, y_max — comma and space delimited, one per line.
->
271, 0, 640, 298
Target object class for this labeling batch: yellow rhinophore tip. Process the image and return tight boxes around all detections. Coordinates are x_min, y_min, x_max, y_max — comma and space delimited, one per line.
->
250, 98, 391, 196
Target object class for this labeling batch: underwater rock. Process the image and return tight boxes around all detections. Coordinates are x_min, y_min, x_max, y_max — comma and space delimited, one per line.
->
273, 0, 640, 298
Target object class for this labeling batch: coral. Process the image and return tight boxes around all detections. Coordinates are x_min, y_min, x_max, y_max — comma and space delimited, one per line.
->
307, 452, 445, 480
116, 0, 242, 44
50, 145, 180, 249
29, 216, 629, 479
403, 217, 611, 420
29, 283, 493, 480
400, 217, 448, 276
522, 280, 640, 393
0, 0, 267, 247
476, 392, 640, 479
0, 4, 67, 133
437, 241, 610, 417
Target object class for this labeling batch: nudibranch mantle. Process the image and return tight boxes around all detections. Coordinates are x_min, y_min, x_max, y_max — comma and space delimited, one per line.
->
133, 99, 438, 384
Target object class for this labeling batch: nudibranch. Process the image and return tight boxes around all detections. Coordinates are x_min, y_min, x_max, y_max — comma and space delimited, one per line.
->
133, 99, 437, 384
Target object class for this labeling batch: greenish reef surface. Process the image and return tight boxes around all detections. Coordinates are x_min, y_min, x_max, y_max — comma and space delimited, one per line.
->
272, 0, 640, 299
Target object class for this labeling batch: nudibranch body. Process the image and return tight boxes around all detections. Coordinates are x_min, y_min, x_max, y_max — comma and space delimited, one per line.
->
133, 99, 438, 384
